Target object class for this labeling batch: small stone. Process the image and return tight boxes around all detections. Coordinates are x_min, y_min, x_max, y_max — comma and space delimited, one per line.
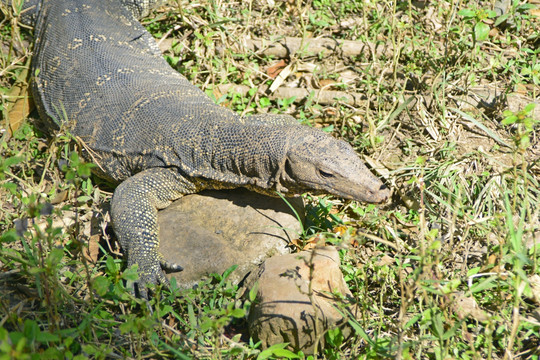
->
158, 189, 304, 288
246, 246, 355, 354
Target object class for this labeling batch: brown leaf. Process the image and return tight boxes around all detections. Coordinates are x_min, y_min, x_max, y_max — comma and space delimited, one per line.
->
488, 27, 500, 38
291, 234, 324, 251
332, 225, 348, 236
452, 293, 490, 322
267, 59, 288, 79
485, 253, 504, 273
51, 190, 69, 205
5, 67, 33, 135
332, 225, 359, 247
324, 108, 338, 117
514, 83, 528, 94
319, 79, 337, 90
268, 63, 294, 93
376, 254, 395, 267
212, 87, 224, 101
212, 86, 231, 108
86, 234, 101, 264
527, 275, 540, 305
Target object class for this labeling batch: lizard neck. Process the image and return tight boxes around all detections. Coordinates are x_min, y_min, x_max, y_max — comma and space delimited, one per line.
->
206, 124, 292, 193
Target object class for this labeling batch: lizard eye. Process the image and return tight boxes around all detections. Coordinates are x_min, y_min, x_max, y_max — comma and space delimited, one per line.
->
319, 169, 334, 178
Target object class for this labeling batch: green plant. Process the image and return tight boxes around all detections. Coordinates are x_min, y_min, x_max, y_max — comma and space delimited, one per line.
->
501, 103, 538, 151
458, 6, 497, 42
256, 343, 301, 360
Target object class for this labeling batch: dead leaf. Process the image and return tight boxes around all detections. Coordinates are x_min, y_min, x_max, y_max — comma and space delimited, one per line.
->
376, 254, 395, 267
157, 37, 174, 53
269, 62, 294, 93
332, 225, 348, 236
86, 234, 101, 264
296, 62, 317, 73
213, 87, 224, 101
51, 190, 69, 204
485, 254, 504, 273
527, 275, 540, 305
526, 231, 540, 252
514, 83, 528, 94
452, 292, 490, 322
319, 79, 337, 90
212, 86, 232, 108
531, 307, 540, 323
291, 235, 323, 251
4, 67, 33, 135
285, 0, 298, 16
488, 27, 499, 38
267, 59, 288, 79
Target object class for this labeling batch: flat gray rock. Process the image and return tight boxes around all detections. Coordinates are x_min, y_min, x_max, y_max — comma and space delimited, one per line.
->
158, 189, 304, 288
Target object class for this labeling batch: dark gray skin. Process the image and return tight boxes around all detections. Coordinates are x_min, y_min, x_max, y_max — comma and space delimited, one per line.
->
20, 0, 389, 297
279, 130, 388, 203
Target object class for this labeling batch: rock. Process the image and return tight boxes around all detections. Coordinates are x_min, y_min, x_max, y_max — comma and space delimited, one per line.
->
247, 246, 355, 354
158, 189, 304, 288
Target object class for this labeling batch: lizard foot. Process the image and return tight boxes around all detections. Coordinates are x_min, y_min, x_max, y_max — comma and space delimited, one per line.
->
127, 250, 183, 299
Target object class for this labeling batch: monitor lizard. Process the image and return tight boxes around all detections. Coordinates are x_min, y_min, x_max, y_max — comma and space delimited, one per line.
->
9, 0, 390, 298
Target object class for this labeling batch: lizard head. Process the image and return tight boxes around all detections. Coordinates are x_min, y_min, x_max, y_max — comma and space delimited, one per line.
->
281, 130, 390, 204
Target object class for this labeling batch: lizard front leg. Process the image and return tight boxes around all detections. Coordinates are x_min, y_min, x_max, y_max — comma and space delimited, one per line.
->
111, 167, 198, 298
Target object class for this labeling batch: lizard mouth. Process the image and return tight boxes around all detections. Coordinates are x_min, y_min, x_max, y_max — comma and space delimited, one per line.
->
338, 183, 390, 204
300, 178, 390, 204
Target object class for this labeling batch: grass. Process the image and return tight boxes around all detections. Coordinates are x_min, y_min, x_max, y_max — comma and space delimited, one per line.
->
1, 0, 539, 358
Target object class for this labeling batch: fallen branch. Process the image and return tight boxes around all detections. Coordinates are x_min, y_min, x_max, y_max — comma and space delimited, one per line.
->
217, 83, 539, 123
239, 36, 390, 59
451, 84, 539, 122
216, 83, 368, 107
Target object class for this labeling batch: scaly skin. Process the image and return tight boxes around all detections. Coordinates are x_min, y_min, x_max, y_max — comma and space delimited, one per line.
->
19, 0, 390, 297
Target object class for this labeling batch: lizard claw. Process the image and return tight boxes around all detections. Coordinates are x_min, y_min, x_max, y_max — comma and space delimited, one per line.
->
126, 250, 183, 299
160, 259, 184, 273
